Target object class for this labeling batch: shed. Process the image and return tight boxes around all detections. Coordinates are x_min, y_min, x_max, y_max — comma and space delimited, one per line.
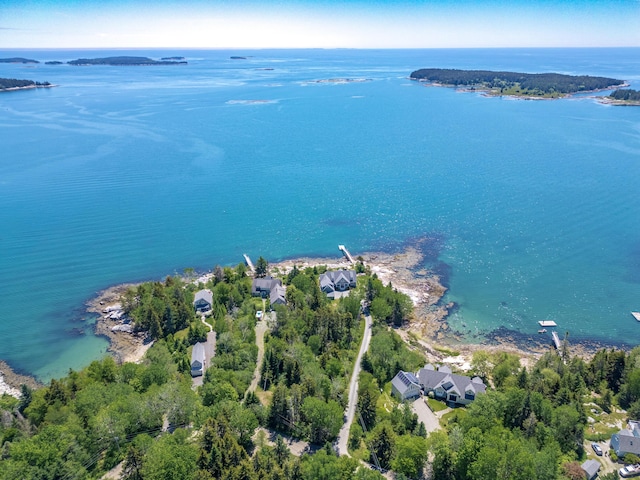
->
581, 459, 600, 480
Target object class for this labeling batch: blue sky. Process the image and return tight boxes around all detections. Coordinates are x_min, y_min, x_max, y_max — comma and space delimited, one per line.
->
2, 0, 639, 48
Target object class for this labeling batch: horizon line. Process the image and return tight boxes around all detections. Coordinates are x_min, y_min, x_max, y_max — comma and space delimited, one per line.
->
4, 45, 640, 51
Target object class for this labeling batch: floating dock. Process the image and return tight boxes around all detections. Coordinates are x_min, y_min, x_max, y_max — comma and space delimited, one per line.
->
551, 331, 561, 349
632, 312, 640, 322
538, 320, 557, 327
243, 254, 255, 273
338, 244, 355, 264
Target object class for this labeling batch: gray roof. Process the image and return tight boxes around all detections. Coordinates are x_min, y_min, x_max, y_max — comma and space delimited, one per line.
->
319, 270, 356, 291
612, 420, 640, 456
270, 284, 286, 304
193, 289, 213, 306
581, 459, 600, 479
391, 370, 421, 395
191, 342, 206, 366
417, 364, 486, 397
252, 276, 282, 295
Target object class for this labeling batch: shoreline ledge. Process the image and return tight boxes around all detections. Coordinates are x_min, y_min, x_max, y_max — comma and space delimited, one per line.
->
1, 245, 628, 396
86, 283, 154, 365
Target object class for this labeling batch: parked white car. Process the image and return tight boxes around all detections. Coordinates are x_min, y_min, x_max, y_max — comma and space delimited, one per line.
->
619, 464, 640, 478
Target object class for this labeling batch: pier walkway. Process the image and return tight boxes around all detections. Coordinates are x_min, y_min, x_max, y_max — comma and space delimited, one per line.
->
338, 245, 355, 264
551, 331, 561, 350
243, 254, 255, 273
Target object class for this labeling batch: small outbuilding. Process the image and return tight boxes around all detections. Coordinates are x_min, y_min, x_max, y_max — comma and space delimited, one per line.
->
193, 289, 213, 313
581, 459, 600, 480
391, 370, 421, 401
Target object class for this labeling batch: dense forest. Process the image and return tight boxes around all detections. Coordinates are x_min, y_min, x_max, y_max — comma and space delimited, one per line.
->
0, 58, 39, 64
2, 259, 640, 479
410, 68, 624, 97
67, 56, 187, 66
608, 89, 640, 102
0, 78, 51, 90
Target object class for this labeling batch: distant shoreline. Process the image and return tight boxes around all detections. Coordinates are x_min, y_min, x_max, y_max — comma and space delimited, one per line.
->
0, 84, 56, 93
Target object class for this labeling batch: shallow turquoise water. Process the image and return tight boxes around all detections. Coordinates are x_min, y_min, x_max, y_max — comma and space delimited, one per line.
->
1, 48, 639, 380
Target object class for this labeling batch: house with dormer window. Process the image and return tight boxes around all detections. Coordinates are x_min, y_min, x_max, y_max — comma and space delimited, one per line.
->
417, 364, 486, 406
319, 269, 357, 298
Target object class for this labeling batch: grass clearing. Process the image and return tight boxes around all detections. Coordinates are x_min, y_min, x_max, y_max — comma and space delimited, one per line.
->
427, 397, 449, 412
434, 345, 461, 357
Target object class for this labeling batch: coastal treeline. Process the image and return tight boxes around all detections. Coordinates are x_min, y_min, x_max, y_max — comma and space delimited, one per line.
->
3, 261, 640, 478
0, 78, 51, 90
0, 58, 39, 64
67, 56, 187, 66
609, 89, 640, 101
410, 68, 624, 97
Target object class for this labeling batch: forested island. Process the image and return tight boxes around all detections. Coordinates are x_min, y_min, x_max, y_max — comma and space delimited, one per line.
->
604, 89, 640, 105
0, 57, 39, 64
67, 56, 187, 66
44, 61, 64, 65
410, 68, 625, 98
0, 254, 637, 479
0, 78, 52, 92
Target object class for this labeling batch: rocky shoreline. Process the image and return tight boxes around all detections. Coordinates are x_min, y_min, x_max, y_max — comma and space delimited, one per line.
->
86, 283, 154, 365
0, 245, 621, 396
0, 361, 42, 398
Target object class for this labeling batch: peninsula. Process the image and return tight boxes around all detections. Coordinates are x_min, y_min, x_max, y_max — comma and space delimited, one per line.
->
410, 68, 625, 98
0, 77, 52, 92
67, 56, 187, 66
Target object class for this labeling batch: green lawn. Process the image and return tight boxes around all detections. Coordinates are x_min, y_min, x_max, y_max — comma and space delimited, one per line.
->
427, 397, 449, 412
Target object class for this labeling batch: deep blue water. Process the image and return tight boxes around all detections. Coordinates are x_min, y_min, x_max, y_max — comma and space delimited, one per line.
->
1, 48, 639, 380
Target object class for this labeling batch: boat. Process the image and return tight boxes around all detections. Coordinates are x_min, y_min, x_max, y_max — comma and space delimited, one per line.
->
538, 329, 547, 334
538, 320, 557, 327
632, 312, 640, 322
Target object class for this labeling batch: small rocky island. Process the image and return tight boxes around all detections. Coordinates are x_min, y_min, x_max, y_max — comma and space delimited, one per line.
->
0, 57, 39, 64
67, 56, 187, 66
410, 68, 625, 98
602, 88, 640, 106
0, 78, 52, 92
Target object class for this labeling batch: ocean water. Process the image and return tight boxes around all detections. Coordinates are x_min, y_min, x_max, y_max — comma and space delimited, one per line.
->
1, 48, 639, 380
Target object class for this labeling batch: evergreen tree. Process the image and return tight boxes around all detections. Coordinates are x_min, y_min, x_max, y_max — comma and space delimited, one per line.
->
255, 256, 269, 278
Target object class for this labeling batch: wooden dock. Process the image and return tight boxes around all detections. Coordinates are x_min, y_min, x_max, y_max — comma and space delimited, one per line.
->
538, 320, 557, 327
338, 245, 355, 264
551, 331, 561, 349
243, 254, 255, 273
